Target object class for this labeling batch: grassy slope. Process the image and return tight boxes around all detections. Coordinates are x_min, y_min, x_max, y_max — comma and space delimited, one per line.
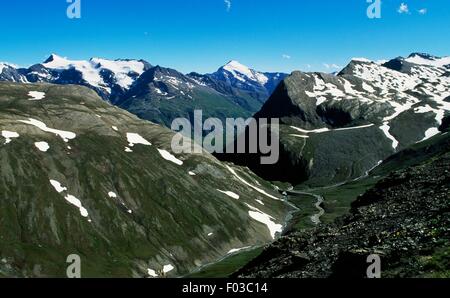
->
293, 130, 450, 229
121, 87, 252, 129
186, 247, 264, 278
0, 82, 290, 277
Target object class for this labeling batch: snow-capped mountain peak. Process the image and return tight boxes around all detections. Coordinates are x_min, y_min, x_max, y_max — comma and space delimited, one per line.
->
42, 54, 105, 89
0, 62, 26, 82
90, 58, 148, 89
39, 55, 151, 91
405, 53, 450, 68
223, 60, 253, 76
0, 62, 14, 74
350, 57, 373, 63
222, 60, 269, 85
90, 58, 146, 74
42, 54, 70, 67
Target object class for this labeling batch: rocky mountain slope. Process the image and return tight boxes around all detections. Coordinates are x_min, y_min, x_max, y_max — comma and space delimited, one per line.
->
2, 55, 153, 103
0, 55, 286, 130
0, 82, 291, 277
188, 60, 286, 113
116, 65, 253, 129
235, 132, 450, 278
224, 53, 450, 186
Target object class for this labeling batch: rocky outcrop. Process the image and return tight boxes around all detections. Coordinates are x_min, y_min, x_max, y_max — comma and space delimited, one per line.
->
235, 147, 450, 278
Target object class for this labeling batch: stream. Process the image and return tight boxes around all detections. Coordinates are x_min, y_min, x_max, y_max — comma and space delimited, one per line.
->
185, 160, 382, 277
286, 190, 325, 225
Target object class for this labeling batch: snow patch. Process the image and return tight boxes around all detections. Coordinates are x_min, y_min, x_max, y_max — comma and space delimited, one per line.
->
290, 124, 373, 135
158, 149, 183, 166
19, 118, 76, 142
419, 128, 440, 142
362, 82, 375, 93
28, 91, 46, 100
217, 189, 240, 200
289, 134, 309, 139
49, 180, 67, 193
305, 75, 345, 105
49, 179, 89, 218
248, 207, 282, 239
226, 165, 281, 201
34, 141, 49, 152
379, 122, 399, 149
147, 269, 158, 278
414, 105, 435, 114
163, 265, 174, 274
290, 126, 329, 134
154, 87, 168, 96
1, 130, 19, 144
228, 247, 251, 254
127, 133, 152, 147
65, 194, 89, 218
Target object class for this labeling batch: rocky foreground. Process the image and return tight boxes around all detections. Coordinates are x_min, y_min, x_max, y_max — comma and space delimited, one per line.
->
235, 149, 450, 278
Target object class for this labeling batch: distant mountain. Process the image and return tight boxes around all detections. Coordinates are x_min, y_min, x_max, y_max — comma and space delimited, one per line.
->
0, 62, 26, 83
188, 60, 287, 113
0, 81, 289, 277
116, 64, 253, 129
13, 54, 152, 103
404, 52, 450, 68
0, 56, 287, 130
220, 53, 450, 186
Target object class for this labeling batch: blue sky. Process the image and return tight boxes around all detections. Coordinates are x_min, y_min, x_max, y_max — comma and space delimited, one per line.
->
0, 0, 449, 73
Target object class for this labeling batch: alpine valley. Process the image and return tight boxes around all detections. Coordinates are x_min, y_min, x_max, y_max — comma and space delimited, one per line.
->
0, 53, 449, 278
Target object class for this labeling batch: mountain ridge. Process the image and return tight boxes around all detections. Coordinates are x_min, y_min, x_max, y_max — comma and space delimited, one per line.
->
220, 52, 450, 186
0, 55, 287, 130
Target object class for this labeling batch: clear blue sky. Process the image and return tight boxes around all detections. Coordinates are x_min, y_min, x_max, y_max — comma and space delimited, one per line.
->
1, 0, 449, 73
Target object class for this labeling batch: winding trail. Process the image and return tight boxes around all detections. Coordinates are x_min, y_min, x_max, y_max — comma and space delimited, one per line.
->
311, 195, 325, 225
287, 190, 325, 225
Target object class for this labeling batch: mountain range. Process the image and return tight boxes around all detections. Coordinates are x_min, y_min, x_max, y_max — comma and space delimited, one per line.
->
0, 55, 287, 129
221, 53, 450, 186
1, 52, 449, 278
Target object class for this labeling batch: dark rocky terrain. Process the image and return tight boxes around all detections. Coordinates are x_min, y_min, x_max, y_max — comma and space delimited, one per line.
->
235, 137, 450, 278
